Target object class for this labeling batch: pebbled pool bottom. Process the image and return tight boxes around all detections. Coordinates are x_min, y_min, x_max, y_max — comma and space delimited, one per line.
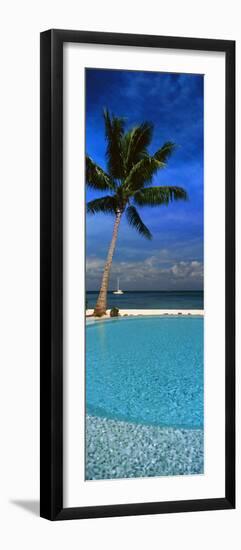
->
85, 415, 204, 480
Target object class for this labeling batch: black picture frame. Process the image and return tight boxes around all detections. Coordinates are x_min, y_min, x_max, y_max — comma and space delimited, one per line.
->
40, 29, 235, 521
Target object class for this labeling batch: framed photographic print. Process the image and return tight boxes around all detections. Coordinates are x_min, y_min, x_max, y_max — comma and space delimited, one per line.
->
40, 29, 235, 520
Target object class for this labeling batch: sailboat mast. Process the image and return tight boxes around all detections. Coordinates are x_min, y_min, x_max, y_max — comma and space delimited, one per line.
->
112, 277, 123, 294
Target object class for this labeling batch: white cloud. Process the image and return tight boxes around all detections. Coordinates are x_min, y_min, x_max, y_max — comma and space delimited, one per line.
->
86, 253, 203, 290
170, 261, 203, 279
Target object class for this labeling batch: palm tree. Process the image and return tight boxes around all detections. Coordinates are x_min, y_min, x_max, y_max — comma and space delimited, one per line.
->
86, 110, 188, 316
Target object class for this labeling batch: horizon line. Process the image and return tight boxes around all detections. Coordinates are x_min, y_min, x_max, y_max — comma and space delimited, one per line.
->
86, 288, 204, 292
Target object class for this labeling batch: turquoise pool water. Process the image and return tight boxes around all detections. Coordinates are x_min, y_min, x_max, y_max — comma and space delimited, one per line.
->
86, 316, 204, 429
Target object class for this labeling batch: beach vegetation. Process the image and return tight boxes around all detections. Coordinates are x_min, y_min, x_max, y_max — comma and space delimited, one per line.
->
110, 307, 119, 317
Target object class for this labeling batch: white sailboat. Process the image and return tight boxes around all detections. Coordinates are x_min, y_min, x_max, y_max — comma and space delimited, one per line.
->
113, 278, 124, 295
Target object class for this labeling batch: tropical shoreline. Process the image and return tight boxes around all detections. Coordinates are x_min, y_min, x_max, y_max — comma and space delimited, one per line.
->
86, 308, 204, 318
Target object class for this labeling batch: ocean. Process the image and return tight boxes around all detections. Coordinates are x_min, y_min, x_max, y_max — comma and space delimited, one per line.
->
86, 290, 203, 310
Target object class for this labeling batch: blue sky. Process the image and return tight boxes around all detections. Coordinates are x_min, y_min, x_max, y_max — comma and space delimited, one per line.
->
86, 68, 203, 291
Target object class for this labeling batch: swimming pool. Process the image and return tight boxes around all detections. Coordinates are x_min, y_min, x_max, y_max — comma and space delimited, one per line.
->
86, 316, 204, 429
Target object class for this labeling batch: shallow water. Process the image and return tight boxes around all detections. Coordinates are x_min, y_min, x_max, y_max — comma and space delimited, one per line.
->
86, 316, 204, 429
86, 415, 204, 480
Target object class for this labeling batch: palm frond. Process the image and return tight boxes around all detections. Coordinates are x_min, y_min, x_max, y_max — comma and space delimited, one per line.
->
103, 109, 125, 179
87, 195, 117, 215
86, 156, 115, 191
134, 186, 188, 207
123, 122, 153, 171
125, 205, 152, 240
154, 142, 176, 164
123, 156, 164, 193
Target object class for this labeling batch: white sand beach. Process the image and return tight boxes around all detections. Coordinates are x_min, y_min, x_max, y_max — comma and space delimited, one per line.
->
86, 308, 204, 318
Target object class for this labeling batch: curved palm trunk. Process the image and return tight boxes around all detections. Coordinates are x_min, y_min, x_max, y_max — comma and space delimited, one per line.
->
94, 210, 122, 316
